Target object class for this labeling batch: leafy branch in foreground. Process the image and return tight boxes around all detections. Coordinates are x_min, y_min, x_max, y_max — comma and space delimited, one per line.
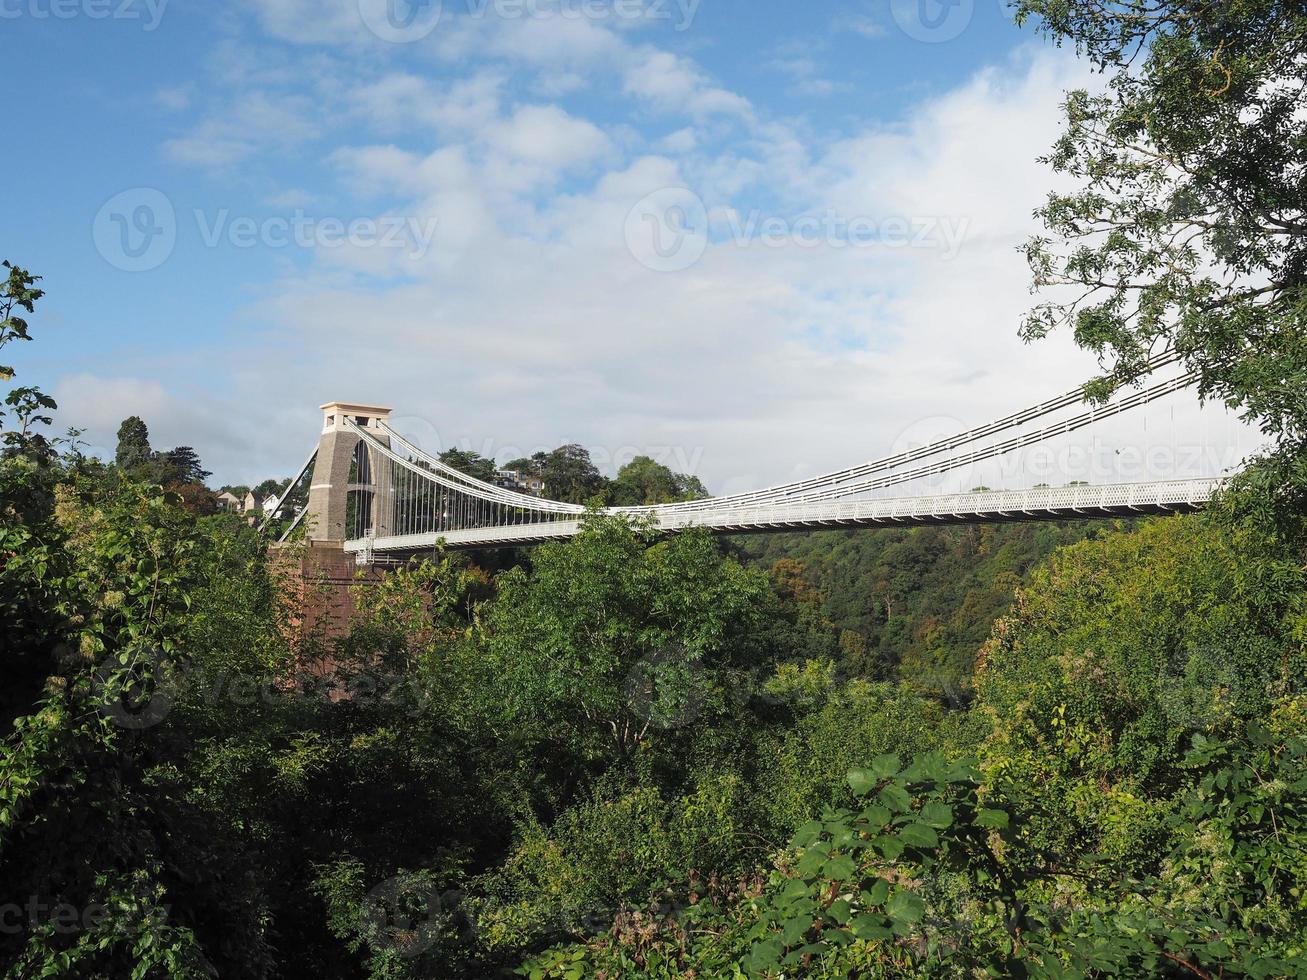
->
1014, 1, 1307, 443
742, 727, 1307, 979
743, 753, 1021, 977
0, 260, 43, 384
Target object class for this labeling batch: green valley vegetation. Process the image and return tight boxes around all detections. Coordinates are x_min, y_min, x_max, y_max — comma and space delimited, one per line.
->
727, 520, 1130, 700
2, 2, 1306, 978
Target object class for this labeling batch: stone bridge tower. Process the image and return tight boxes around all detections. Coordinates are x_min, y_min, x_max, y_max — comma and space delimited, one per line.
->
304, 402, 395, 542
276, 402, 395, 650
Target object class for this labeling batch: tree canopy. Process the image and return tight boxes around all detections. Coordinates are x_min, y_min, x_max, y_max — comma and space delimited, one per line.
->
115, 415, 152, 471
1016, 0, 1307, 447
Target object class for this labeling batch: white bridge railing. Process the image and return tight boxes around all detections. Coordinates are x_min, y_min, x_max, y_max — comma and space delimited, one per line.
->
344, 477, 1224, 555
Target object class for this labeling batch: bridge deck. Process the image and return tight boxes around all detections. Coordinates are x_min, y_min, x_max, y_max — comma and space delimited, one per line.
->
343, 478, 1223, 555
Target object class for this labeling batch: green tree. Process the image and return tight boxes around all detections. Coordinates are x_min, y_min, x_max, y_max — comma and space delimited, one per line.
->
540, 443, 606, 503
975, 511, 1305, 867
609, 455, 679, 505
0, 479, 275, 978
501, 456, 540, 477
1016, 0, 1307, 445
483, 515, 769, 764
0, 260, 61, 702
609, 455, 708, 505
115, 415, 152, 472
159, 445, 211, 486
439, 448, 498, 483
252, 477, 290, 502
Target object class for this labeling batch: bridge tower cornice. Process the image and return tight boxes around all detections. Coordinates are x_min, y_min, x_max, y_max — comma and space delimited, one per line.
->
319, 401, 393, 434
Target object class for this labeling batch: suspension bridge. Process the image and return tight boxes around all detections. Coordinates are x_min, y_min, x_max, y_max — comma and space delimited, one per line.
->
263, 353, 1244, 562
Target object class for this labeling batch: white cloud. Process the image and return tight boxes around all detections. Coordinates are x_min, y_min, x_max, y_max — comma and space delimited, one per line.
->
50, 375, 250, 469
68, 14, 1258, 489
330, 100, 611, 210
657, 127, 697, 153
432, 10, 627, 67
164, 91, 320, 169
837, 12, 888, 39
205, 50, 1118, 493
241, 0, 366, 45
346, 72, 507, 135
330, 144, 430, 195
485, 105, 612, 171
164, 130, 257, 169
769, 56, 850, 98
154, 86, 192, 111
622, 48, 753, 118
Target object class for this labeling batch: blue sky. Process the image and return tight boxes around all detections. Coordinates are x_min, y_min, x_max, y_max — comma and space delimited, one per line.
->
3, 0, 1247, 490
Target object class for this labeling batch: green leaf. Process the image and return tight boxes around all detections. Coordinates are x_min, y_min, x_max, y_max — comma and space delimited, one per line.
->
863, 878, 890, 906
797, 849, 826, 876
920, 802, 953, 829
794, 820, 823, 845
861, 804, 891, 827
781, 879, 810, 900
876, 835, 905, 860
898, 823, 939, 848
870, 753, 900, 778
886, 889, 925, 926
847, 767, 877, 796
878, 782, 912, 813
824, 854, 856, 880
850, 913, 893, 942
748, 937, 783, 969
975, 808, 1010, 829
781, 916, 808, 946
